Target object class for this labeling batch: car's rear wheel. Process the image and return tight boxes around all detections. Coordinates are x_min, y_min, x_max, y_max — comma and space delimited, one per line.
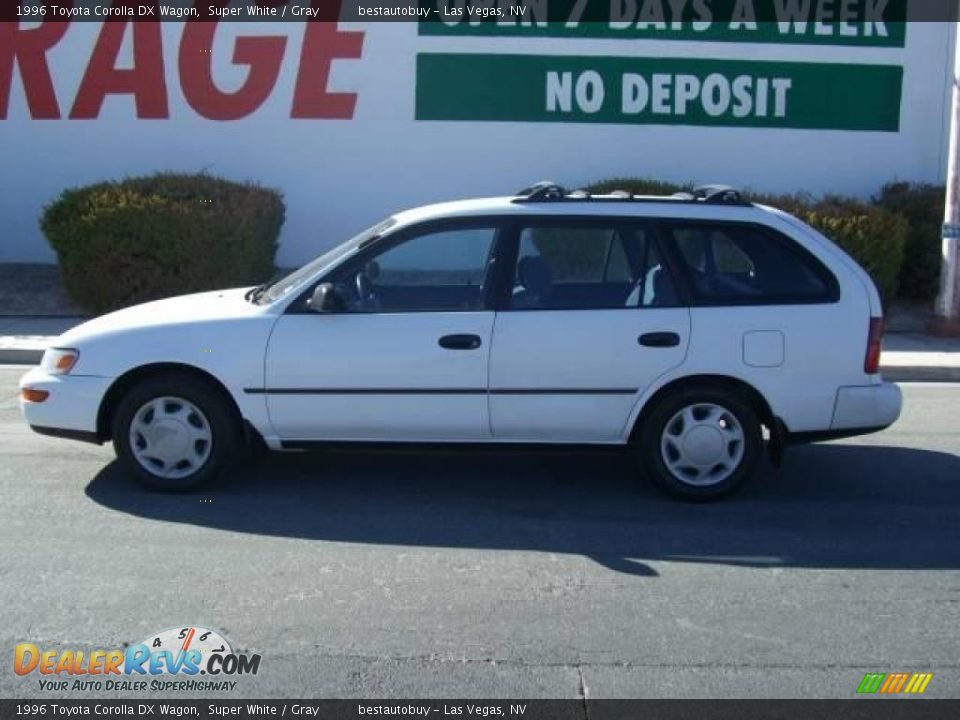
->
112, 373, 241, 491
637, 385, 762, 500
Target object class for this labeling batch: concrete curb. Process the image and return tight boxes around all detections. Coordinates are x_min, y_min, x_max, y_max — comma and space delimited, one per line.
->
0, 348, 46, 365
881, 366, 960, 383
2, 344, 959, 384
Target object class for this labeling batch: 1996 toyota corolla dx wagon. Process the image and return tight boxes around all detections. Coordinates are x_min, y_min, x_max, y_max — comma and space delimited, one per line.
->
20, 183, 902, 499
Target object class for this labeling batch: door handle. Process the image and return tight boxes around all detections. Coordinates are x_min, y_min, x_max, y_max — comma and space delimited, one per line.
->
438, 334, 482, 350
638, 332, 680, 348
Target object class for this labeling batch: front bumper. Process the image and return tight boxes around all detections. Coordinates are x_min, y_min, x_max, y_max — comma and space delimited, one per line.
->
19, 366, 113, 440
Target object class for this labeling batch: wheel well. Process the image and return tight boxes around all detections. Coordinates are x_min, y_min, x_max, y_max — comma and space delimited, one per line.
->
628, 374, 778, 443
96, 363, 245, 442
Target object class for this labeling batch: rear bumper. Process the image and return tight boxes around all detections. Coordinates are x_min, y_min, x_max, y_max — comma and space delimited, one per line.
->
831, 381, 902, 431
788, 381, 902, 444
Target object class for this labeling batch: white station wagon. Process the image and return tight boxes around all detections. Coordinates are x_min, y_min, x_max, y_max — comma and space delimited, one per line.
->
20, 183, 902, 499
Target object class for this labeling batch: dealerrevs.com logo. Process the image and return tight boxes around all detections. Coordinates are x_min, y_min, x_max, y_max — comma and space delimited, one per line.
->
14, 626, 261, 692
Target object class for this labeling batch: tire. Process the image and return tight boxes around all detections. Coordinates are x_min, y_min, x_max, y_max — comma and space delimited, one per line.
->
112, 372, 242, 491
637, 385, 762, 501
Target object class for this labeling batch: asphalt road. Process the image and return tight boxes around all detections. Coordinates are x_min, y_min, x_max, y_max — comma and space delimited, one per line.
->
1, 366, 958, 700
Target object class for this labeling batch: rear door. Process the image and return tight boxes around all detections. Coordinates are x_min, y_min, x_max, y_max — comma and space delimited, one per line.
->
488, 218, 691, 442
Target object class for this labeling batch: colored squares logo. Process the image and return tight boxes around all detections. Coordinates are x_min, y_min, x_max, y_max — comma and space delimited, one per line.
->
857, 672, 933, 694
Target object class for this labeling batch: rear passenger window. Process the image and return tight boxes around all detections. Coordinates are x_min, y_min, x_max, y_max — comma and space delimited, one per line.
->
508, 225, 679, 310
664, 223, 837, 305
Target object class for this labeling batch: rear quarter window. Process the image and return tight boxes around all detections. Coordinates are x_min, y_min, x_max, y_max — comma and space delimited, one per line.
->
662, 221, 839, 306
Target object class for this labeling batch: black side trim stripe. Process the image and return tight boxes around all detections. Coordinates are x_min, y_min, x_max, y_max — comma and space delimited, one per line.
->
280, 440, 625, 451
491, 388, 636, 395
245, 388, 484, 395
243, 388, 637, 396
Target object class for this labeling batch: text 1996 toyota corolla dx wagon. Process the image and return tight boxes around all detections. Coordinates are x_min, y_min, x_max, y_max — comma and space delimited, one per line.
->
20, 183, 902, 499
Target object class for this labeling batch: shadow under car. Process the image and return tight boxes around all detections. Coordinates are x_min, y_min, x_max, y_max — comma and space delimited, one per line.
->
85, 443, 960, 577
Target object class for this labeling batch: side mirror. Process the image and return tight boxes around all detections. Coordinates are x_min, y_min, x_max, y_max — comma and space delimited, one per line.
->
307, 283, 344, 313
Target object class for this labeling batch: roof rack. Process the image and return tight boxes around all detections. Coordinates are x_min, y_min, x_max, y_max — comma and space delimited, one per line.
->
689, 185, 745, 204
513, 181, 747, 206
514, 181, 568, 201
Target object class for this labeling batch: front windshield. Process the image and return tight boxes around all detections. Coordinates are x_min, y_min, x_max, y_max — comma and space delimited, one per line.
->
260, 218, 397, 303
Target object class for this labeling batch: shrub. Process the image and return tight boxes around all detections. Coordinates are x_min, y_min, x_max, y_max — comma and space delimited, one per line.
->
755, 193, 908, 303
584, 177, 690, 196
874, 182, 945, 302
41, 173, 284, 314
527, 226, 609, 281
531, 180, 685, 277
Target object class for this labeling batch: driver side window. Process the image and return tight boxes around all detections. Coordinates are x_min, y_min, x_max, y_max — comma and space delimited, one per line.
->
331, 226, 497, 313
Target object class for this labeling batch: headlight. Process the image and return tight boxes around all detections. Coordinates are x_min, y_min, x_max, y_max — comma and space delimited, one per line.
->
41, 347, 80, 375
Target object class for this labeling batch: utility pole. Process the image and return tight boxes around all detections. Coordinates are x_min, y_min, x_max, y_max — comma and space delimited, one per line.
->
937, 20, 960, 329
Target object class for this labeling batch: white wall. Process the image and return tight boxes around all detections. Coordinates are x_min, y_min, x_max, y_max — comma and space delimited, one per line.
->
0, 20, 954, 265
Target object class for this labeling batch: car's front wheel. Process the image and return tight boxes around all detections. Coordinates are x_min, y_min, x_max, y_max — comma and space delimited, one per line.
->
637, 385, 762, 500
112, 373, 241, 490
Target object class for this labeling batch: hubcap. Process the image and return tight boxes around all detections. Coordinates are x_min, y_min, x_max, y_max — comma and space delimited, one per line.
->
660, 402, 745, 487
129, 396, 213, 480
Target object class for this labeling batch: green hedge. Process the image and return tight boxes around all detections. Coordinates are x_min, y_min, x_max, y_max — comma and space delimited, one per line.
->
585, 178, 909, 302
762, 194, 908, 302
874, 182, 945, 302
41, 173, 284, 314
586, 177, 690, 196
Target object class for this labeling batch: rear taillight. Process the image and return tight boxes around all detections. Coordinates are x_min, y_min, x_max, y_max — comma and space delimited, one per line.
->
864, 317, 884, 374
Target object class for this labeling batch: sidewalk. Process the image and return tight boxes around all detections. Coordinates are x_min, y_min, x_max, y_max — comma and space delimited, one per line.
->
881, 332, 960, 382
1, 263, 959, 381
0, 316, 86, 365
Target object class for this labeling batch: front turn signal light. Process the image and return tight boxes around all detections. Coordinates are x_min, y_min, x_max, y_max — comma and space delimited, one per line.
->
22, 388, 50, 403
41, 347, 79, 375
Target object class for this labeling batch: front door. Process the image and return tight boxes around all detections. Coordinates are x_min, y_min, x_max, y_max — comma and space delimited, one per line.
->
489, 220, 691, 442
263, 223, 500, 441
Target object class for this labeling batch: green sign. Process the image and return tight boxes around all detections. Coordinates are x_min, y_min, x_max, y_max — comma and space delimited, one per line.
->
416, 54, 902, 131
418, 0, 907, 47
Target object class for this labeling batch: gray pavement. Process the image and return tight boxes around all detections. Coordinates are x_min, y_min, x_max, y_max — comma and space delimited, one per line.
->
0, 367, 958, 699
